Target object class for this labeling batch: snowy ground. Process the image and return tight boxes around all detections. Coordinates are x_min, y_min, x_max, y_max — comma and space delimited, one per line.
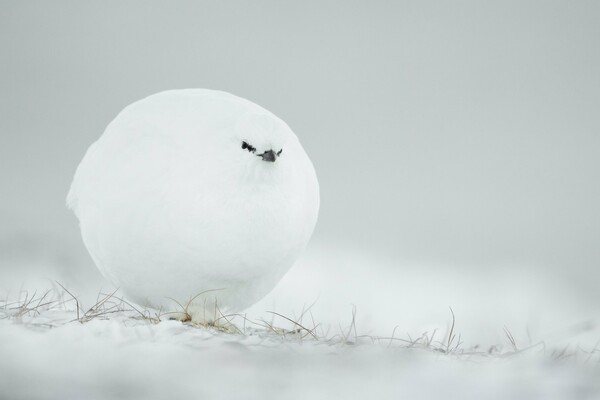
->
1, 242, 599, 400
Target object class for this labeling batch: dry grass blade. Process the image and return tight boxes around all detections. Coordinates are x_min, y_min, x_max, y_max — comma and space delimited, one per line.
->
388, 325, 400, 348
344, 305, 358, 344
55, 281, 81, 321
31, 290, 52, 316
446, 307, 456, 354
7, 290, 58, 318
165, 288, 226, 322
266, 311, 318, 340
504, 326, 518, 351
119, 297, 161, 324
79, 288, 121, 323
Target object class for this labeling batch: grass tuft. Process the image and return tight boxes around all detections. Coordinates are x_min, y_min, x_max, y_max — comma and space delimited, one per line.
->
1, 284, 599, 365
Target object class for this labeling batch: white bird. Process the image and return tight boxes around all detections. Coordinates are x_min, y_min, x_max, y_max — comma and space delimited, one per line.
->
67, 89, 319, 323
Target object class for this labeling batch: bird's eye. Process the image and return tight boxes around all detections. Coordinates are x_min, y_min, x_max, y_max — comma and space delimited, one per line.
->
241, 141, 256, 153
277, 149, 283, 156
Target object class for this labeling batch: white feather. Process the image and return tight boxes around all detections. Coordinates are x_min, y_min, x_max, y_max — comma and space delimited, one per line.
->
68, 89, 319, 321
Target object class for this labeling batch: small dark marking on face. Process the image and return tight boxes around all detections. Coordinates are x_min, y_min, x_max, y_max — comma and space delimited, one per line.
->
241, 141, 256, 153
277, 149, 283, 156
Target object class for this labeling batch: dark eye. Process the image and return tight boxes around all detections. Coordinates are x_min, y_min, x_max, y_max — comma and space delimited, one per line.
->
241, 141, 256, 153
277, 149, 283, 156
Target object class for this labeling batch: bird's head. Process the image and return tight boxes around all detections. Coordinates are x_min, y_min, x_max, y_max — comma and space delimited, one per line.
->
233, 112, 293, 168
240, 140, 283, 163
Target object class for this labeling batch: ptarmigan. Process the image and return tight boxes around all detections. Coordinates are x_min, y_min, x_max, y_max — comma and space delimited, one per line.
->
67, 89, 319, 323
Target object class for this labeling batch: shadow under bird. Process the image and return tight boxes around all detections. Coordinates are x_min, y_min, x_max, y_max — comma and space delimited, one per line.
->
67, 89, 320, 323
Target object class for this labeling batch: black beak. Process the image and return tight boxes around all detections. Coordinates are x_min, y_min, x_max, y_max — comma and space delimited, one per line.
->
258, 149, 277, 162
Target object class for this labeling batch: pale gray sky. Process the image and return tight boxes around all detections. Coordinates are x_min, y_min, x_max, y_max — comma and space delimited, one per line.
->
1, 1, 599, 283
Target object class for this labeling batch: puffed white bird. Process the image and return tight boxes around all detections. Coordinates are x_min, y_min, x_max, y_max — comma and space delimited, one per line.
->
67, 89, 319, 322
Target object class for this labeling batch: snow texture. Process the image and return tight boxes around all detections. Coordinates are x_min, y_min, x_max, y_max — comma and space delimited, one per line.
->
1, 244, 599, 400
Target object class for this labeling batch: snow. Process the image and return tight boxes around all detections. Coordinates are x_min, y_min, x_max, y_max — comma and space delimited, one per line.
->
1, 243, 599, 400
1, 313, 598, 400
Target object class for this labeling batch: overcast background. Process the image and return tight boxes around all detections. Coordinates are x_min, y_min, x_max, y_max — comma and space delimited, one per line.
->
1, 1, 599, 340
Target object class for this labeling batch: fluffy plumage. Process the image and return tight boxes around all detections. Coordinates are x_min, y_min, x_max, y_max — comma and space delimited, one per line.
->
68, 89, 319, 322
